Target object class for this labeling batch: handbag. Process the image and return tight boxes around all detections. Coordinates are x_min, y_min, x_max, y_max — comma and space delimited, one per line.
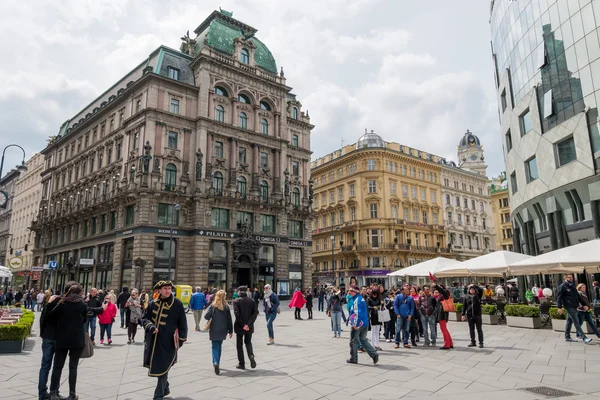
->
441, 297, 456, 313
203, 306, 215, 331
377, 306, 391, 323
80, 333, 94, 359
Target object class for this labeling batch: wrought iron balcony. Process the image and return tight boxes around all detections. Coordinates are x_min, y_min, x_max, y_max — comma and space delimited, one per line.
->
162, 183, 187, 194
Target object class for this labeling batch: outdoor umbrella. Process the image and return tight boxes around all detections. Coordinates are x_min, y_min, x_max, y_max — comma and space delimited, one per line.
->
509, 239, 600, 275
387, 257, 461, 277
435, 250, 532, 277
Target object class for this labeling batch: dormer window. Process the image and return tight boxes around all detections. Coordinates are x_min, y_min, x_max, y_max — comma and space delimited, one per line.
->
214, 86, 228, 97
240, 48, 250, 64
260, 101, 271, 111
167, 67, 180, 80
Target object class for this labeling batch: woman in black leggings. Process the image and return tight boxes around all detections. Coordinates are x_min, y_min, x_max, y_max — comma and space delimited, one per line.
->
46, 282, 88, 400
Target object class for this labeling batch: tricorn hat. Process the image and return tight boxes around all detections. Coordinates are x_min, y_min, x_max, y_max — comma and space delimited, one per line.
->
153, 280, 174, 290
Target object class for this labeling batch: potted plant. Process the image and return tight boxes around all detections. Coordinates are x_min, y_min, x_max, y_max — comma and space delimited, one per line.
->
549, 307, 594, 334
407, 239, 412, 249
505, 305, 541, 329
0, 310, 35, 353
452, 303, 463, 321
481, 304, 498, 325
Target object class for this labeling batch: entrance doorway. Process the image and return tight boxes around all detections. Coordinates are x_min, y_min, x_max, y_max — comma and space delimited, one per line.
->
235, 254, 252, 287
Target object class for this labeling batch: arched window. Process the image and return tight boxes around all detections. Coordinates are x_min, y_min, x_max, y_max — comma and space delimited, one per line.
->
239, 112, 248, 129
261, 119, 269, 135
260, 101, 271, 111
240, 48, 249, 64
237, 176, 247, 195
216, 105, 225, 122
165, 163, 177, 186
292, 188, 300, 206
260, 180, 269, 200
213, 171, 223, 193
214, 86, 228, 97
292, 107, 298, 119
238, 94, 251, 104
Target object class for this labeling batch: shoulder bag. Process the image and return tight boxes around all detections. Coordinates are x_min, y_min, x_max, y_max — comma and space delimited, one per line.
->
203, 306, 215, 331
441, 297, 456, 313
80, 333, 94, 359
377, 305, 391, 323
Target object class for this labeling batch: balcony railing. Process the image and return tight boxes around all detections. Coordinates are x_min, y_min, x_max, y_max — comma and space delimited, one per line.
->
162, 183, 187, 194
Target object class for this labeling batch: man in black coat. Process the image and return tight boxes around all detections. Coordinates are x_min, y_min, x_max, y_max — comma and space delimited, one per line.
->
142, 281, 188, 400
84, 288, 103, 345
233, 285, 259, 370
557, 274, 592, 343
462, 284, 484, 348
116, 287, 130, 329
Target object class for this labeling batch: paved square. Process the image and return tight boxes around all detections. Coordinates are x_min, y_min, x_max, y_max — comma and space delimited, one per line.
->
1, 303, 600, 399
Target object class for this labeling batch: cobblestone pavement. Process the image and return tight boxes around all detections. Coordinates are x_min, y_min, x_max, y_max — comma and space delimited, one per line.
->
1, 303, 600, 399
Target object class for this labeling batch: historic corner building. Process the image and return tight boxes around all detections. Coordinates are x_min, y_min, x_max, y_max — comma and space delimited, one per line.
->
30, 10, 314, 297
440, 130, 496, 261
490, 173, 513, 252
310, 131, 452, 287
490, 0, 600, 256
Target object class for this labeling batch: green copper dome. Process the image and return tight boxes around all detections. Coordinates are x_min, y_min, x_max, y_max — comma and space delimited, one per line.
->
196, 17, 277, 74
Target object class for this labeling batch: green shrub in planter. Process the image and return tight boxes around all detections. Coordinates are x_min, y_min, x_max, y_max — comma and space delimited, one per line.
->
0, 310, 35, 341
482, 304, 497, 315
549, 307, 565, 320
455, 303, 463, 313
504, 305, 540, 318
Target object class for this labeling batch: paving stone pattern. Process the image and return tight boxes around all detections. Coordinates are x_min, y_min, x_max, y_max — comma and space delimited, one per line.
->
1, 303, 600, 399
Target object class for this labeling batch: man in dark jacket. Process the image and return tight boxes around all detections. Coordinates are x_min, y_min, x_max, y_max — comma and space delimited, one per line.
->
461, 284, 484, 348
557, 274, 592, 343
252, 287, 261, 315
84, 288, 103, 345
116, 287, 129, 328
233, 286, 259, 370
6, 288, 13, 305
15, 289, 23, 304
593, 281, 600, 305
318, 287, 326, 312
418, 285, 437, 347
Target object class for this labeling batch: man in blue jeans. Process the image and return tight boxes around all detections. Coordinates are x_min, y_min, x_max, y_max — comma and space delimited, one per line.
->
117, 287, 130, 329
262, 284, 279, 345
84, 288, 102, 345
557, 274, 592, 344
394, 285, 415, 349
346, 285, 379, 365
418, 285, 437, 347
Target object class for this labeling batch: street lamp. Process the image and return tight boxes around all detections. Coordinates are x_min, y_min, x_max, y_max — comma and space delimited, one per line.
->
330, 235, 335, 284
0, 144, 27, 179
168, 203, 181, 281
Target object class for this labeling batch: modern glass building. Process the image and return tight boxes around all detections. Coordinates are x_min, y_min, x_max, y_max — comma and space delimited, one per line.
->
490, 0, 600, 255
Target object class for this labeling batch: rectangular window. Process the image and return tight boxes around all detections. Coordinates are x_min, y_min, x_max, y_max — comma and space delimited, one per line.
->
422, 211, 428, 225
288, 220, 303, 238
404, 207, 410, 221
471, 200, 475, 210
158, 203, 179, 225
91, 217, 97, 235
543, 89, 554, 118
101, 214, 106, 232
501, 89, 507, 112
431, 190, 436, 203
350, 207, 356, 221
390, 182, 396, 195
110, 211, 117, 230
413, 209, 419, 223
402, 185, 408, 197
369, 204, 378, 218
170, 98, 180, 114
338, 188, 344, 201
236, 211, 253, 228
519, 109, 533, 136
329, 191, 334, 203
238, 147, 247, 164
349, 184, 355, 197
125, 205, 135, 225
411, 187, 417, 199
420, 188, 426, 201
211, 208, 230, 229
136, 99, 141, 113
167, 66, 180, 80
510, 172, 518, 194
288, 248, 302, 264
433, 212, 438, 225
556, 137, 576, 166
215, 141, 224, 159
457, 214, 462, 225
167, 131, 178, 149
526, 157, 539, 183
391, 205, 398, 219
367, 159, 375, 170
292, 161, 299, 176
260, 152, 268, 168
466, 215, 470, 225
505, 129, 512, 151
292, 135, 299, 147
532, 203, 547, 231
368, 180, 376, 193
339, 210, 344, 224
260, 215, 275, 233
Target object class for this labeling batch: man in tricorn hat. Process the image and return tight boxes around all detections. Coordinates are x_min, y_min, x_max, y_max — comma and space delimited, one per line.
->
141, 281, 188, 399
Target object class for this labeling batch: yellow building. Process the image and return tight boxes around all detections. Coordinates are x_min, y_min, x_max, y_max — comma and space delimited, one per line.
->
310, 131, 449, 287
490, 173, 513, 251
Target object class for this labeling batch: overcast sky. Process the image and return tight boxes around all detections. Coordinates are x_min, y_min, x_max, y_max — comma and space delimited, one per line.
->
0, 0, 504, 179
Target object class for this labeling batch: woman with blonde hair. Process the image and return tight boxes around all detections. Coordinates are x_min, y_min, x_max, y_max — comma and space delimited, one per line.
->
576, 283, 600, 339
204, 290, 233, 375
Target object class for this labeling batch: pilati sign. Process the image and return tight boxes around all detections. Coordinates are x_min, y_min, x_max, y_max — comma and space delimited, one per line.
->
8, 256, 23, 270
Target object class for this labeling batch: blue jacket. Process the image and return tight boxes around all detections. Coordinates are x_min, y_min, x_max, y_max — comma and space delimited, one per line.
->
263, 292, 280, 314
189, 292, 206, 311
348, 294, 369, 328
394, 293, 415, 318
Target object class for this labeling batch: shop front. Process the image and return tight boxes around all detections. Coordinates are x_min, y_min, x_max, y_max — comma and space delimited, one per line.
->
78, 257, 94, 295
288, 247, 303, 292
209, 240, 228, 290
357, 269, 391, 287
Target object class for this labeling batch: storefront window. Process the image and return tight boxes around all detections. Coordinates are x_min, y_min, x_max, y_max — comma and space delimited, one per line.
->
289, 271, 302, 292
209, 241, 228, 259
259, 246, 274, 262
208, 268, 227, 290
288, 248, 302, 264
277, 280, 289, 296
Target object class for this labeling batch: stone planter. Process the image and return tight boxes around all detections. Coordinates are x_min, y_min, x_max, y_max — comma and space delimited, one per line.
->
0, 339, 25, 353
551, 319, 595, 334
451, 312, 463, 322
481, 314, 498, 325
507, 316, 542, 329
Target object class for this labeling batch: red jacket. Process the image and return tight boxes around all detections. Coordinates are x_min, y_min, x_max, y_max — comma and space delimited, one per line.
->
289, 290, 306, 308
98, 302, 117, 324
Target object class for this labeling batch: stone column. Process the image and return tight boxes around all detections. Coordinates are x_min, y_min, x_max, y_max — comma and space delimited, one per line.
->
230, 98, 237, 125
208, 92, 214, 118
254, 106, 260, 132
273, 149, 281, 198
274, 113, 280, 138
251, 144, 259, 195
205, 134, 213, 180
227, 138, 237, 190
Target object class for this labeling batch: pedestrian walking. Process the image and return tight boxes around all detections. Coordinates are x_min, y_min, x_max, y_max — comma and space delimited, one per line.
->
0, 290, 4, 306
125, 289, 143, 344
6, 288, 13, 306
462, 284, 484, 348
592, 281, 600, 305
84, 288, 103, 345
576, 283, 600, 339
252, 287, 261, 314
346, 285, 379, 365
290, 287, 306, 320
204, 290, 233, 375
367, 288, 383, 351
305, 289, 313, 319
189, 286, 207, 332
418, 285, 437, 347
262, 284, 279, 345
45, 283, 88, 400
98, 295, 117, 345
318, 286, 326, 312
383, 291, 396, 342
557, 274, 593, 343
393, 286, 414, 349
409, 286, 421, 346
232, 286, 258, 370
141, 281, 188, 399
327, 289, 344, 338
432, 283, 454, 350
116, 287, 129, 329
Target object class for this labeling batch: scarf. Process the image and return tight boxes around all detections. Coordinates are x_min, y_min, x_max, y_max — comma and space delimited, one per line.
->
128, 297, 142, 323
61, 292, 84, 303
264, 289, 273, 310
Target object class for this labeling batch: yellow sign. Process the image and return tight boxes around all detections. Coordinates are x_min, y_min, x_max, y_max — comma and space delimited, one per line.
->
8, 256, 23, 270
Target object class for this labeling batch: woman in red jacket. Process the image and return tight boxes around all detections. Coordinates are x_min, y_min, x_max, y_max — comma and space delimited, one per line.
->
98, 295, 117, 345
